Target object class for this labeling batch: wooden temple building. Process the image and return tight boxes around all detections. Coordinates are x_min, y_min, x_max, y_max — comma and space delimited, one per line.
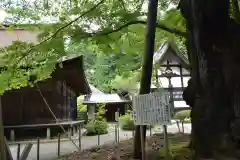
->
2, 55, 91, 126
0, 28, 91, 140
83, 87, 131, 122
151, 41, 191, 112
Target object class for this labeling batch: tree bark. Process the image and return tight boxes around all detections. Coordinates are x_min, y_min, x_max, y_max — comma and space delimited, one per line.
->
180, 0, 240, 159
0, 97, 6, 160
132, 0, 158, 159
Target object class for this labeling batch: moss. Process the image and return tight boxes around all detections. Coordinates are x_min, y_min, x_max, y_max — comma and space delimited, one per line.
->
159, 138, 192, 159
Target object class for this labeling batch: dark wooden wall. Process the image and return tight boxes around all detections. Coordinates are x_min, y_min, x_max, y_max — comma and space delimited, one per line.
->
2, 79, 77, 126
105, 103, 126, 122
93, 103, 127, 122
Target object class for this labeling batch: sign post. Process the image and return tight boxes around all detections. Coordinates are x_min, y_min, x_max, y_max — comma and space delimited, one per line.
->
140, 125, 146, 160
132, 90, 171, 159
115, 110, 119, 143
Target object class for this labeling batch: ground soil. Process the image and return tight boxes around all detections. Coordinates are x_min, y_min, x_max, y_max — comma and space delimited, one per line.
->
60, 133, 190, 160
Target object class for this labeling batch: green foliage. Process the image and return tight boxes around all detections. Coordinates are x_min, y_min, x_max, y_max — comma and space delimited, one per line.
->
92, 54, 118, 92
85, 120, 108, 136
77, 96, 87, 112
119, 113, 135, 131
111, 71, 140, 93
95, 103, 107, 121
0, 0, 186, 94
174, 110, 191, 133
174, 110, 191, 122
119, 112, 153, 130
76, 96, 88, 122
159, 141, 192, 160
85, 103, 108, 136
79, 105, 87, 112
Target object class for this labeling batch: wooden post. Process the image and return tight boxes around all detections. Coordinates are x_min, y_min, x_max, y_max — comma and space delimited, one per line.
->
73, 126, 77, 135
17, 143, 20, 160
180, 65, 184, 89
78, 126, 81, 151
132, 127, 134, 137
57, 133, 60, 157
133, 0, 158, 158
140, 126, 145, 160
115, 125, 117, 143
115, 110, 120, 143
0, 96, 6, 160
10, 130, 15, 141
117, 123, 120, 143
149, 125, 152, 136
68, 127, 72, 138
4, 137, 13, 160
20, 143, 33, 160
97, 134, 100, 146
37, 137, 40, 160
163, 125, 169, 157
46, 128, 51, 139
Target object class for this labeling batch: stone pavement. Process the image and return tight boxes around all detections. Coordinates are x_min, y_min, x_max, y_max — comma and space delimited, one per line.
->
9, 123, 191, 160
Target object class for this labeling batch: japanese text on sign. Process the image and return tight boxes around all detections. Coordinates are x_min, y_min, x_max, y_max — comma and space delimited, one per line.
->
132, 90, 171, 125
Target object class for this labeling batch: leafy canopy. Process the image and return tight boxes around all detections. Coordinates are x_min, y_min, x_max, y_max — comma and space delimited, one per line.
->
0, 0, 186, 93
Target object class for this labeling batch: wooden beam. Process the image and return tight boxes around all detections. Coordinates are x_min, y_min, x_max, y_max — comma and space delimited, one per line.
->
4, 137, 13, 160
157, 74, 190, 77
180, 65, 184, 88
160, 64, 189, 68
19, 143, 33, 160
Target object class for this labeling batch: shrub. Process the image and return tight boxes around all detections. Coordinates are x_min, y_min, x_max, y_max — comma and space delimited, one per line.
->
174, 110, 191, 121
119, 113, 153, 130
77, 96, 88, 122
119, 114, 135, 130
79, 105, 87, 112
174, 110, 191, 133
95, 120, 108, 134
85, 103, 108, 136
77, 104, 88, 122
85, 120, 108, 136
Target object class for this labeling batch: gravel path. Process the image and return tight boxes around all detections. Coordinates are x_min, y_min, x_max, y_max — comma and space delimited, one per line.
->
9, 123, 191, 160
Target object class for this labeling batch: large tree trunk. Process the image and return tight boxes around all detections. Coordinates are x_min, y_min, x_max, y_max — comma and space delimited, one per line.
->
180, 0, 240, 159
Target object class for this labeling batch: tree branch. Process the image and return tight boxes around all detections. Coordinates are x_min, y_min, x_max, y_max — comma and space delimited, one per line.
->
72, 20, 187, 39
36, 0, 105, 47
8, 1, 105, 77
98, 20, 187, 37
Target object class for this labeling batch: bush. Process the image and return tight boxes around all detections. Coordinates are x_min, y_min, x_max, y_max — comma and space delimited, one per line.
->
85, 120, 108, 136
119, 114, 135, 130
77, 104, 88, 122
119, 113, 153, 130
174, 110, 191, 121
85, 103, 108, 136
77, 96, 88, 122
174, 110, 191, 133
79, 105, 87, 112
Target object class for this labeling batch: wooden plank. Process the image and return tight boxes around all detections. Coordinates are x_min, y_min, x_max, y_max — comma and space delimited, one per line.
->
4, 120, 85, 129
4, 137, 13, 160
157, 74, 190, 77
180, 65, 185, 88
19, 143, 33, 160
